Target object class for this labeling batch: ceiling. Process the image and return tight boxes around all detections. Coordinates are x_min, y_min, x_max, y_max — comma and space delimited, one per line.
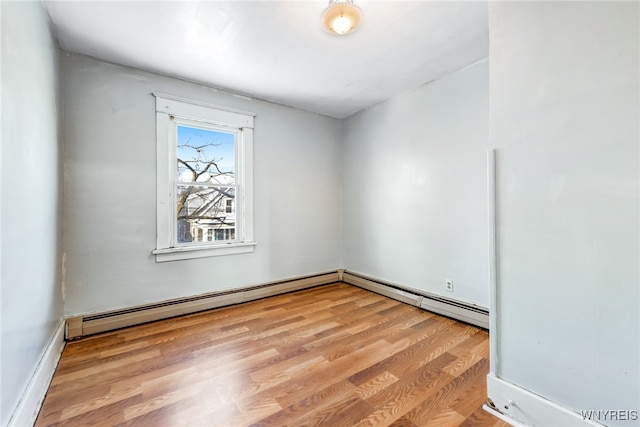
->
44, 1, 488, 119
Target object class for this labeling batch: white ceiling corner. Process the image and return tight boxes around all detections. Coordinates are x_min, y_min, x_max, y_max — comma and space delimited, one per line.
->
44, 1, 489, 119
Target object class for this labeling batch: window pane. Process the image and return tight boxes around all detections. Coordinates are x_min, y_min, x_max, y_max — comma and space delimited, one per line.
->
176, 185, 236, 244
177, 125, 234, 185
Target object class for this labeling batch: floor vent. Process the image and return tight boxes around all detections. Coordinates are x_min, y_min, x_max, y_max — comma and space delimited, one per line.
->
342, 271, 489, 329
66, 271, 340, 339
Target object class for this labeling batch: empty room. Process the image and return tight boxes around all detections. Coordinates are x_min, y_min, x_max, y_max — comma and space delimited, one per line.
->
1, 1, 638, 426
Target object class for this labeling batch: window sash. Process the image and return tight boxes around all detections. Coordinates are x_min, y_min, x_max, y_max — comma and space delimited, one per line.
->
170, 118, 241, 248
175, 183, 239, 247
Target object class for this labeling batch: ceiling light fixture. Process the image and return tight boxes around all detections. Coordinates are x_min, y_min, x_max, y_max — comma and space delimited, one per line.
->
321, 0, 363, 36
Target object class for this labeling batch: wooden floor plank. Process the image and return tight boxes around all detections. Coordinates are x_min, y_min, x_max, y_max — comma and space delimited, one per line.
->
36, 283, 509, 427
397, 358, 490, 426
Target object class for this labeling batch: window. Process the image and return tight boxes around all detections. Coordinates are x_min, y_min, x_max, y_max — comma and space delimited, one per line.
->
176, 124, 236, 244
152, 93, 256, 262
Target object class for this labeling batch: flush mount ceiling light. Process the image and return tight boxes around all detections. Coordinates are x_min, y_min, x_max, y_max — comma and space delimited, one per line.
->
321, 0, 363, 36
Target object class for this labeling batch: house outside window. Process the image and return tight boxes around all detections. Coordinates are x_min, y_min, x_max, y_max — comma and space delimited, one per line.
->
152, 93, 256, 262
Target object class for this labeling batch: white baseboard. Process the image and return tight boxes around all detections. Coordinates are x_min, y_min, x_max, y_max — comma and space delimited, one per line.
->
486, 375, 606, 427
342, 271, 422, 306
8, 320, 65, 427
342, 270, 489, 329
483, 404, 525, 427
67, 271, 340, 339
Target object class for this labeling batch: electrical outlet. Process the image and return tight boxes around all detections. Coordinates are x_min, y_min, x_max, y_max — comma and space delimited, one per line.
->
445, 279, 453, 292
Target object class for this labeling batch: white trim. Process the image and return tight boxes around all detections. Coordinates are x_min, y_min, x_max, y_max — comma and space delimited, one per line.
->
241, 127, 254, 240
155, 107, 172, 251
342, 270, 489, 329
483, 404, 525, 427
344, 272, 422, 306
152, 92, 256, 122
154, 95, 253, 129
486, 375, 606, 427
66, 271, 340, 338
152, 241, 256, 262
418, 296, 489, 329
153, 94, 255, 261
487, 149, 498, 375
8, 320, 65, 427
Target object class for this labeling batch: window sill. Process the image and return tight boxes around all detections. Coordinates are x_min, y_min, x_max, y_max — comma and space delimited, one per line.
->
152, 242, 256, 263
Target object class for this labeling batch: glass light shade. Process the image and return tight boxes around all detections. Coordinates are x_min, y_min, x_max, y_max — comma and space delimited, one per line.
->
332, 15, 353, 35
321, 1, 363, 35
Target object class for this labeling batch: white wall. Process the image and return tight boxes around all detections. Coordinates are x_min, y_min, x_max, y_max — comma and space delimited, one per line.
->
61, 53, 342, 315
342, 60, 490, 307
490, 1, 639, 424
1, 2, 64, 424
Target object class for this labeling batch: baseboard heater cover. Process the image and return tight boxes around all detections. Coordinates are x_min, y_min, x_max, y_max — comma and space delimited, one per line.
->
66, 271, 340, 339
342, 271, 489, 329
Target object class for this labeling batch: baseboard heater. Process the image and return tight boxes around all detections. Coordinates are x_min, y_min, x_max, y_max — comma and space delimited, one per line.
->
341, 271, 489, 329
66, 271, 340, 339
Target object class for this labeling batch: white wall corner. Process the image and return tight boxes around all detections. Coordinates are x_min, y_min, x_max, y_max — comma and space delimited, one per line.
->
486, 375, 607, 427
8, 320, 65, 427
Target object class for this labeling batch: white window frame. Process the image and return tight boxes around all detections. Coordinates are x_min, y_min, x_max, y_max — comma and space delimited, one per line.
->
152, 93, 256, 262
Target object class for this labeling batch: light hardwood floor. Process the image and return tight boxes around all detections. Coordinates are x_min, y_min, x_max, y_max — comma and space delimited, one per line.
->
36, 283, 509, 426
